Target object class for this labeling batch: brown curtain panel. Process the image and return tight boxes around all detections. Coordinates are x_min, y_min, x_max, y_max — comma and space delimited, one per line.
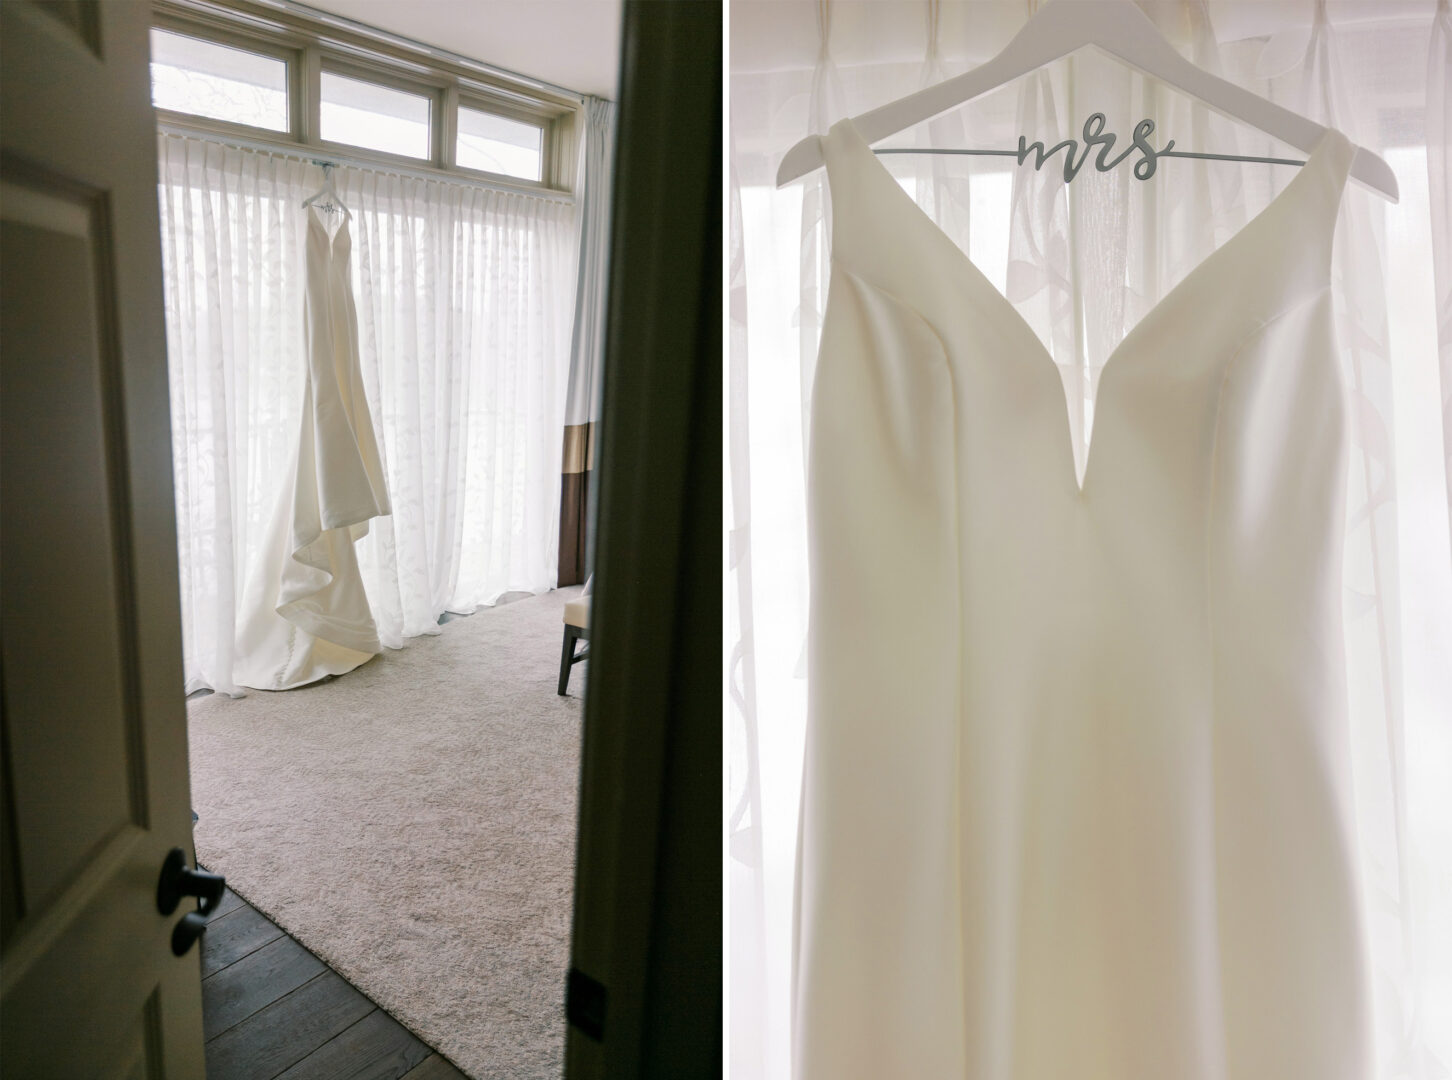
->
558, 420, 595, 585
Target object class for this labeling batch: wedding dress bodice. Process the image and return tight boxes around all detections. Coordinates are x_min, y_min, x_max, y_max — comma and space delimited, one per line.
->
793, 118, 1371, 1080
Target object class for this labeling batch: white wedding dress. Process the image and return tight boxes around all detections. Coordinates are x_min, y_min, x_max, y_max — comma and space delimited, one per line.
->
234, 204, 391, 691
795, 118, 1372, 1079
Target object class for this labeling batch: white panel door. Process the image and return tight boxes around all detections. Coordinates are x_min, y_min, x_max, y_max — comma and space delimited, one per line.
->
1, 2, 208, 1075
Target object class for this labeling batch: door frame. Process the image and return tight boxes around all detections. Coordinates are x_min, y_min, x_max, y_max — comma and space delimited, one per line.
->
564, 2, 723, 1075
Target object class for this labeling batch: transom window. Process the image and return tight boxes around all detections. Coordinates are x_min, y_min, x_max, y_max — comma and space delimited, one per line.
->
150, 27, 288, 133
457, 106, 544, 181
320, 72, 431, 161
147, 8, 572, 189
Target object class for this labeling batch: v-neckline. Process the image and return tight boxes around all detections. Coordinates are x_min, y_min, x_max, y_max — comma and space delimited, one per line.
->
831, 115, 1344, 496
307, 202, 349, 251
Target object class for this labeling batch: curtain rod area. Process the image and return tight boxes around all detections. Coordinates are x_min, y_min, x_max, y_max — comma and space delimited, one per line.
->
161, 0, 587, 109
269, 0, 588, 106
156, 122, 576, 205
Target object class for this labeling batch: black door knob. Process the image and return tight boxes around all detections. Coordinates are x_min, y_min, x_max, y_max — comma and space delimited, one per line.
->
172, 912, 208, 957
156, 847, 226, 916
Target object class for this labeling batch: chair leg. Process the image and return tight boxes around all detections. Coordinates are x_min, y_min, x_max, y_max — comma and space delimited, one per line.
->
558, 625, 578, 696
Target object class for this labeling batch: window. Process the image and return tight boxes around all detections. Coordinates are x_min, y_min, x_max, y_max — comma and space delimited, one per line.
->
150, 27, 288, 132
457, 106, 544, 181
320, 72, 431, 160
149, 9, 572, 189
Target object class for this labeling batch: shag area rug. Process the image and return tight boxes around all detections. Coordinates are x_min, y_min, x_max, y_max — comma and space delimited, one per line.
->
187, 587, 585, 1079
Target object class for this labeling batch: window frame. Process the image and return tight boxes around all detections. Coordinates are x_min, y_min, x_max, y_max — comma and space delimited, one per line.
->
315, 58, 442, 168
149, 14, 305, 141
150, 1, 579, 195
451, 93, 555, 185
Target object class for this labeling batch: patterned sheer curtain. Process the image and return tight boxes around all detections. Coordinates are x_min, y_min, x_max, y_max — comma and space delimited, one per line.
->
158, 133, 577, 695
728, 1, 1452, 1077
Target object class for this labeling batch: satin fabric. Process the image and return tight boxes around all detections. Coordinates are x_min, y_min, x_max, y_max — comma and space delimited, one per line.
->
794, 118, 1373, 1079
234, 205, 391, 691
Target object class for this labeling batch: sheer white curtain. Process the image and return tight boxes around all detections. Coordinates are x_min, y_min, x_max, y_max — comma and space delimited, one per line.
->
564, 97, 616, 442
728, 2, 1452, 1077
158, 133, 577, 694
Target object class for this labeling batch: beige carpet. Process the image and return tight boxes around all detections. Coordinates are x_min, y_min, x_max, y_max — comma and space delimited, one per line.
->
187, 587, 585, 1079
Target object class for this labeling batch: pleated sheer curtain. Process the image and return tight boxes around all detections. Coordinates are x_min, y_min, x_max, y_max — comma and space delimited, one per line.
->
728, 1, 1452, 1076
158, 133, 577, 695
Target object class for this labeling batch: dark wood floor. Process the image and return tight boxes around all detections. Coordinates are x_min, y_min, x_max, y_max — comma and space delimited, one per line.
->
199, 884, 468, 1080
